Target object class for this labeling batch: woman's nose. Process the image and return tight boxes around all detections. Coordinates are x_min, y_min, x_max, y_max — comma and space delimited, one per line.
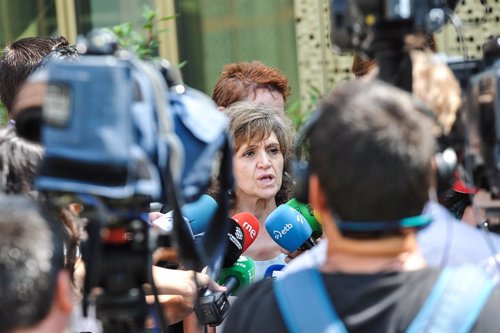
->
257, 152, 272, 168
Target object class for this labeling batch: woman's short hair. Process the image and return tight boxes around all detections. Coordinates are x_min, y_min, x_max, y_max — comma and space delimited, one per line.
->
212, 61, 290, 108
223, 101, 295, 206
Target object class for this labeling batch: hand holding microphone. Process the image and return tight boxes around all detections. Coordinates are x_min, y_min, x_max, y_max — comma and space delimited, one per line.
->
195, 256, 256, 326
193, 211, 260, 326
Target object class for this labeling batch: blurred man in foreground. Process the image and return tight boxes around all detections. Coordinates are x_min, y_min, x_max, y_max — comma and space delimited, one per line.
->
0, 195, 73, 333
224, 80, 500, 333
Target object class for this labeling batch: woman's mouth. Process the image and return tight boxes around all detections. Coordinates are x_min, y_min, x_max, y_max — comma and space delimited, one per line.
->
257, 174, 275, 184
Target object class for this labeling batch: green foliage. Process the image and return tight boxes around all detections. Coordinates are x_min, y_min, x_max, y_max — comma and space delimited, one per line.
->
286, 85, 323, 132
0, 103, 7, 127
111, 4, 177, 59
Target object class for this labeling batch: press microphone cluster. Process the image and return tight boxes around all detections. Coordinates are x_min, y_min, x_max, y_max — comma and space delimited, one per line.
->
265, 204, 317, 253
153, 195, 261, 326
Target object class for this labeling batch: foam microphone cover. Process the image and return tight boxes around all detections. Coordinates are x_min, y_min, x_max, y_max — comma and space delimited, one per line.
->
223, 218, 245, 268
152, 210, 193, 237
232, 212, 260, 252
265, 204, 313, 252
182, 194, 218, 235
263, 264, 285, 279
217, 256, 256, 296
286, 198, 323, 239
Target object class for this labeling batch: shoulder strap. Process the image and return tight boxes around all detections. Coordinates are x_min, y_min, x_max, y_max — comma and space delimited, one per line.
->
406, 265, 496, 333
273, 269, 348, 333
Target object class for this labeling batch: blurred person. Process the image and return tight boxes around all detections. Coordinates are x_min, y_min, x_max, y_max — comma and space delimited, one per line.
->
219, 101, 294, 279
224, 79, 500, 333
0, 195, 73, 333
212, 61, 290, 113
0, 36, 71, 118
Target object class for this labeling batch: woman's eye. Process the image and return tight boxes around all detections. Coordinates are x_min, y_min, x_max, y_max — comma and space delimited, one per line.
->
243, 150, 255, 158
268, 147, 280, 155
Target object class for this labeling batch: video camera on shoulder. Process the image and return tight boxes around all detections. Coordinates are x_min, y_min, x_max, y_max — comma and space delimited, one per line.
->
329, 0, 457, 91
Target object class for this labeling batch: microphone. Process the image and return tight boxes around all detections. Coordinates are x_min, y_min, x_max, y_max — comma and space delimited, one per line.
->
153, 194, 218, 236
222, 218, 246, 268
286, 198, 323, 239
265, 204, 316, 252
263, 264, 285, 280
184, 198, 257, 268
195, 256, 255, 326
232, 212, 260, 252
182, 194, 218, 235
217, 256, 256, 296
151, 210, 193, 237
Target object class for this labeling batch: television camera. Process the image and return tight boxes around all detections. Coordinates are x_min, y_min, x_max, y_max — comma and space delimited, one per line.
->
34, 29, 233, 332
329, 0, 500, 229
330, 0, 458, 91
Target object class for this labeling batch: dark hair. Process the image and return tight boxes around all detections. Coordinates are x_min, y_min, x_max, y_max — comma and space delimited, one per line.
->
0, 126, 80, 284
0, 195, 65, 333
212, 61, 290, 108
0, 36, 69, 114
11, 44, 79, 143
0, 126, 44, 195
309, 80, 435, 225
222, 101, 294, 207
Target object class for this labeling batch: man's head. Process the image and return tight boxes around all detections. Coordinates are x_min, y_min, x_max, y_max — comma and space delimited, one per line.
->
0, 195, 72, 333
0, 36, 69, 116
309, 80, 435, 229
212, 61, 290, 113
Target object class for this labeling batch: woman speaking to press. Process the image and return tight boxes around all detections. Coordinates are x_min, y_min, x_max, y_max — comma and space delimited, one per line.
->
221, 101, 295, 280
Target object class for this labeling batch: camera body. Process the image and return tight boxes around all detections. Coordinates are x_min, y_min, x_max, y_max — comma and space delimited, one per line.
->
330, 0, 453, 55
35, 30, 233, 332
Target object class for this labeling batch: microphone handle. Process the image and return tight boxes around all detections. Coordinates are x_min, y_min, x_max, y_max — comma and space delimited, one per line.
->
298, 237, 316, 251
223, 275, 241, 295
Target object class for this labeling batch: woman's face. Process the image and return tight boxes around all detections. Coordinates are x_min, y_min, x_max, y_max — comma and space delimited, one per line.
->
233, 132, 284, 204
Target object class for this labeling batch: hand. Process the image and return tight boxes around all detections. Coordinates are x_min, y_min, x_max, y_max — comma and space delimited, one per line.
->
146, 267, 226, 325
145, 294, 195, 325
281, 248, 305, 264
151, 266, 225, 296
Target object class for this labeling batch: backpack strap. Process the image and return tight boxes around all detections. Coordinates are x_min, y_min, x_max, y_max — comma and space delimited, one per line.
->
406, 265, 495, 333
273, 269, 348, 333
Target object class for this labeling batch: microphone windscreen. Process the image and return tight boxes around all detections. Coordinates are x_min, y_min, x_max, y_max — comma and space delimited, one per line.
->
265, 204, 313, 252
263, 264, 285, 279
218, 256, 255, 296
286, 198, 323, 239
232, 212, 260, 252
182, 194, 218, 235
152, 211, 193, 237
223, 218, 245, 268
